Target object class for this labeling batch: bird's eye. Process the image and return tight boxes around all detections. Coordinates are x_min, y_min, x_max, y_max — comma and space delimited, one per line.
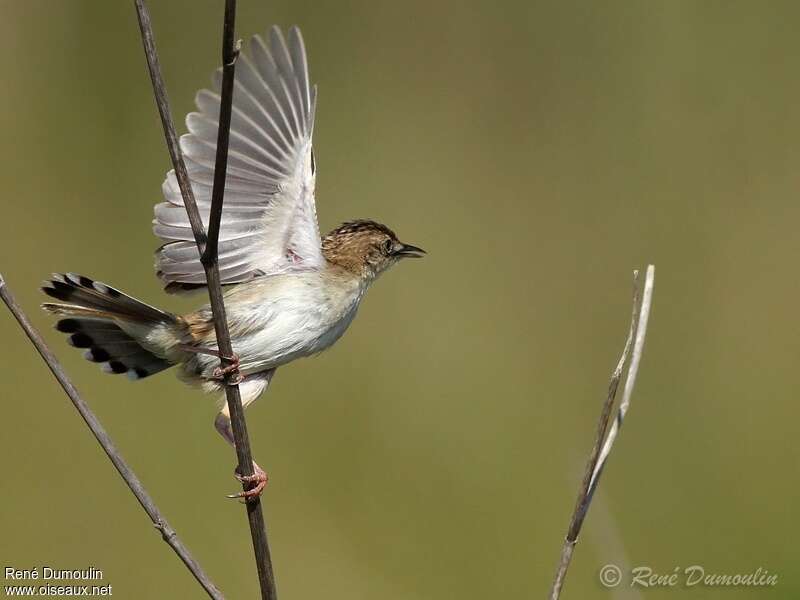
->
383, 239, 394, 255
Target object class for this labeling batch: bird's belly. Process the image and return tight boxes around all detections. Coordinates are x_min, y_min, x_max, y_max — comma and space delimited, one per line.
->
180, 273, 365, 380
229, 294, 360, 375
233, 315, 350, 373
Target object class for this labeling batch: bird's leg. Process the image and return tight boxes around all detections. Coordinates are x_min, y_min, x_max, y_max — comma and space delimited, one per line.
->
214, 411, 268, 500
178, 343, 243, 383
213, 369, 275, 501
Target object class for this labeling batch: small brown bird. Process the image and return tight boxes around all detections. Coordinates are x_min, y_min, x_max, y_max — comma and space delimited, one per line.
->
41, 26, 424, 499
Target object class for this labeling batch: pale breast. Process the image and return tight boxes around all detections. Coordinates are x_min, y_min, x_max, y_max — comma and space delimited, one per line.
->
183, 270, 366, 378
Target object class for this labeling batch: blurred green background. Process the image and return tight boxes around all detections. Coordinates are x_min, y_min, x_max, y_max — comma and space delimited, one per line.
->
1, 1, 798, 598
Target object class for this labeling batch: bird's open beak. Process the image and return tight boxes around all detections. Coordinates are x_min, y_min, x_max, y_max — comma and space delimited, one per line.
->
394, 243, 426, 258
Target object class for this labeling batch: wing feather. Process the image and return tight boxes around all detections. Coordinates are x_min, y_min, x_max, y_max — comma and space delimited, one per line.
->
288, 27, 312, 118
153, 25, 323, 292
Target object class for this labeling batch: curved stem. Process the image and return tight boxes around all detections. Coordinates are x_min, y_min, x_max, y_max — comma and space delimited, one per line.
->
0, 275, 224, 600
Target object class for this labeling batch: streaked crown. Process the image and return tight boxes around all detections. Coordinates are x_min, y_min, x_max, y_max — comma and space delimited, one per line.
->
322, 220, 425, 279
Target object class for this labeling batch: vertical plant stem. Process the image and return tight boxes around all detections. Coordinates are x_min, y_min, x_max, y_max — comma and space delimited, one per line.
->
133, 1, 277, 598
548, 266, 655, 600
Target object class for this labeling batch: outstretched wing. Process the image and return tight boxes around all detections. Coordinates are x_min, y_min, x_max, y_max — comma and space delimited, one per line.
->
153, 26, 322, 293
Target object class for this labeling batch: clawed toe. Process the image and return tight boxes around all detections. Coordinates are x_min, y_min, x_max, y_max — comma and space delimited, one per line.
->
234, 471, 262, 484
214, 370, 244, 384
212, 353, 243, 383
227, 463, 268, 501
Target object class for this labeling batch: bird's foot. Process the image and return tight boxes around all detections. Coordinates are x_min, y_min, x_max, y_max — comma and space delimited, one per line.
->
213, 353, 243, 384
228, 462, 268, 501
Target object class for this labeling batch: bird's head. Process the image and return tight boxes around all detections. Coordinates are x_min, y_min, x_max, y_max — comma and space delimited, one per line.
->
322, 220, 425, 280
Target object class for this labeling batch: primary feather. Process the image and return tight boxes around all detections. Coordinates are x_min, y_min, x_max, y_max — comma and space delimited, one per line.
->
154, 25, 322, 294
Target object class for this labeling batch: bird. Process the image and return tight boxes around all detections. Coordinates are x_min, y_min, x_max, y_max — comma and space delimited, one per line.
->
40, 26, 424, 500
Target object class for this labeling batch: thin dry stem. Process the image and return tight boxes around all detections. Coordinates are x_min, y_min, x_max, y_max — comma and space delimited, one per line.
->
548, 265, 655, 600
0, 275, 223, 600
133, 1, 276, 597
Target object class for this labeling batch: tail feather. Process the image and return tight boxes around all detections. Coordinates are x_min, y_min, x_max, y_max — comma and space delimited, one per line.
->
42, 274, 177, 380
43, 273, 171, 322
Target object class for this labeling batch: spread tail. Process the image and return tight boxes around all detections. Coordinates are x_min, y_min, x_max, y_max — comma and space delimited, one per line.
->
42, 273, 177, 380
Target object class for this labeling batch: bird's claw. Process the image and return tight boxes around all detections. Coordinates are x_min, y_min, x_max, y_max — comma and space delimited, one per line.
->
213, 353, 243, 383
227, 463, 268, 501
